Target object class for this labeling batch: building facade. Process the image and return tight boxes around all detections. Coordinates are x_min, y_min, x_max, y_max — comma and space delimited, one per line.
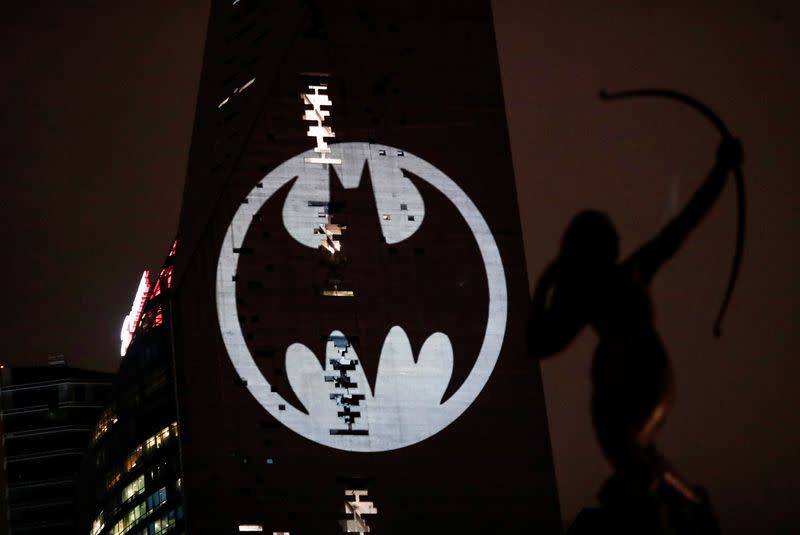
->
167, 1, 561, 533
75, 245, 184, 535
0, 358, 113, 534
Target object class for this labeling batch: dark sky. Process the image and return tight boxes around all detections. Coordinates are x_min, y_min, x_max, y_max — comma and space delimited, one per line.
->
0, 2, 797, 533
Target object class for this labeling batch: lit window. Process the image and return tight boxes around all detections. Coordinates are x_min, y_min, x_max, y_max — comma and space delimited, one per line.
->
239, 526, 264, 532
239, 77, 256, 92
301, 84, 341, 164
110, 501, 146, 535
122, 475, 145, 503
91, 513, 104, 535
104, 422, 178, 493
106, 471, 121, 491
341, 490, 377, 533
125, 446, 142, 471
92, 407, 119, 445
148, 508, 177, 535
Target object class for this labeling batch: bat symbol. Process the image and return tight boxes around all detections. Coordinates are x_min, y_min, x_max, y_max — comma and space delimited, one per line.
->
216, 143, 507, 452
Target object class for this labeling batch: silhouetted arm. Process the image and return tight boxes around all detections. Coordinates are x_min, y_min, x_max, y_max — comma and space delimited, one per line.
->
624, 138, 742, 282
529, 261, 587, 358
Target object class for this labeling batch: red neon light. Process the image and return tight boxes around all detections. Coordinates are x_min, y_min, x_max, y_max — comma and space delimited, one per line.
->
168, 239, 178, 257
149, 264, 174, 301
151, 279, 162, 299
120, 271, 151, 356
163, 265, 174, 289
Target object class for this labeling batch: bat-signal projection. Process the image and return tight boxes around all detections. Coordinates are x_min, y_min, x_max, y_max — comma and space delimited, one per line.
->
216, 143, 507, 451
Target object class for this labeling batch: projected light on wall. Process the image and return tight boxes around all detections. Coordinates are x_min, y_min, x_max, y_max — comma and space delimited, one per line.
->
216, 143, 507, 452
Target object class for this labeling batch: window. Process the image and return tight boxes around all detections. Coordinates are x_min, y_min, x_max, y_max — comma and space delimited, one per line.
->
145, 425, 171, 452
126, 502, 147, 526
126, 446, 143, 471
239, 78, 256, 92
148, 509, 177, 535
92, 407, 119, 444
105, 423, 177, 493
146, 487, 167, 511
342, 490, 377, 533
109, 501, 146, 535
122, 475, 145, 503
91, 513, 104, 535
238, 526, 263, 532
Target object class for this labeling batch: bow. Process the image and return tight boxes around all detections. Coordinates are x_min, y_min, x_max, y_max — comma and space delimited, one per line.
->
599, 88, 745, 338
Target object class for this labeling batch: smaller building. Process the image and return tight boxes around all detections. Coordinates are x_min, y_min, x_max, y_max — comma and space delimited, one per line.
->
0, 357, 113, 534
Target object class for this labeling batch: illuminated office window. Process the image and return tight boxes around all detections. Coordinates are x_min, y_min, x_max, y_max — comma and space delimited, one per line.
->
105, 422, 178, 492
90, 513, 104, 535
149, 508, 178, 535
92, 407, 119, 445
340, 490, 377, 533
122, 475, 145, 503
239, 77, 256, 92
127, 501, 146, 526
126, 446, 143, 471
110, 501, 146, 535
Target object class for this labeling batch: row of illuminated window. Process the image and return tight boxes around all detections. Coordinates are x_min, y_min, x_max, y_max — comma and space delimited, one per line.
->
218, 76, 256, 109
137, 506, 182, 535
106, 423, 178, 492
92, 474, 182, 535
92, 484, 169, 535
92, 407, 119, 446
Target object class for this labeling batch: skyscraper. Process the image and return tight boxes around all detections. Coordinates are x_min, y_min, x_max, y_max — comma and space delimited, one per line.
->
76, 244, 184, 535
155, 1, 560, 532
0, 358, 112, 534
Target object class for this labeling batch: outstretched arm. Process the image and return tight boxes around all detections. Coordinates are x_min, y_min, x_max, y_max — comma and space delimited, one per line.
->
529, 261, 587, 358
624, 137, 743, 282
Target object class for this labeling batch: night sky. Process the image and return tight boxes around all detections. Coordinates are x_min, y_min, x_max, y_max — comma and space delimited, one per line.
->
1, 2, 797, 533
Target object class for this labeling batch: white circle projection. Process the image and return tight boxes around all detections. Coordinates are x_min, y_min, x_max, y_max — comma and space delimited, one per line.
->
216, 143, 507, 452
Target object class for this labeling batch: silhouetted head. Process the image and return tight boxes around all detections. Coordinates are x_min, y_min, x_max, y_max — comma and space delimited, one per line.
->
560, 210, 619, 267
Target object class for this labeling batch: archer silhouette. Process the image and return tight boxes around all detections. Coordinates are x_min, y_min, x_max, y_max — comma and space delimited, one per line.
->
529, 136, 742, 531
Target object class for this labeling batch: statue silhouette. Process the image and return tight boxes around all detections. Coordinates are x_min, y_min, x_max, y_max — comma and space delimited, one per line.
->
530, 137, 742, 533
